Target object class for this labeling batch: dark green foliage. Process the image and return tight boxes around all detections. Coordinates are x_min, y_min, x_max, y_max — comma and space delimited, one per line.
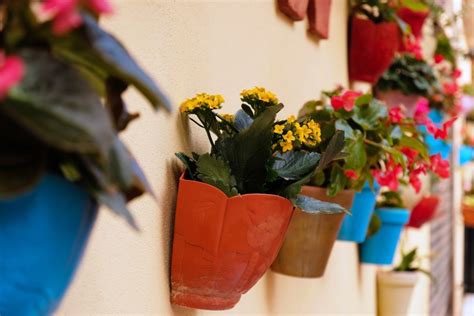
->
394, 247, 433, 279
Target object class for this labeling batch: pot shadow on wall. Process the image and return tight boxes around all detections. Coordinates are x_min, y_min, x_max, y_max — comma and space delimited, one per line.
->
158, 114, 197, 316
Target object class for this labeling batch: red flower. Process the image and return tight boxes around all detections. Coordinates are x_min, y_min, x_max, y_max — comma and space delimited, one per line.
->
372, 159, 403, 191
42, 0, 113, 35
389, 106, 405, 124
331, 90, 362, 112
452, 68, 462, 79
409, 173, 422, 193
434, 54, 444, 64
414, 97, 429, 124
430, 154, 450, 178
405, 38, 423, 60
344, 169, 358, 180
0, 53, 24, 99
443, 82, 459, 96
425, 117, 457, 140
401, 147, 418, 163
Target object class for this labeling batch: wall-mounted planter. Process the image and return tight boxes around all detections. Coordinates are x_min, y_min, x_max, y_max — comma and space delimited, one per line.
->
349, 17, 400, 83
396, 7, 429, 38
271, 186, 354, 278
360, 208, 410, 265
0, 173, 97, 316
338, 182, 380, 243
376, 90, 421, 116
170, 175, 293, 310
406, 196, 439, 228
278, 0, 309, 21
307, 0, 332, 39
377, 270, 418, 316
463, 203, 474, 228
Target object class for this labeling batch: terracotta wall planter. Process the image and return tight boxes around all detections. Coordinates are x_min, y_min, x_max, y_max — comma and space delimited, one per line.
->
349, 17, 400, 83
376, 90, 421, 116
278, 0, 309, 21
271, 186, 354, 278
407, 196, 439, 228
377, 271, 418, 316
463, 203, 474, 228
170, 175, 294, 310
307, 0, 332, 39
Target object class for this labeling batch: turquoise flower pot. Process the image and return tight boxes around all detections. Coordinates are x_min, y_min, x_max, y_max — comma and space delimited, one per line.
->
337, 182, 380, 243
0, 173, 97, 316
359, 208, 409, 265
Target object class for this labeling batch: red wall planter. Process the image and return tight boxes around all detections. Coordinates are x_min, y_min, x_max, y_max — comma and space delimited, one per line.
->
170, 175, 294, 310
278, 0, 309, 21
308, 0, 332, 39
349, 17, 400, 84
463, 204, 474, 228
397, 7, 429, 39
406, 196, 439, 228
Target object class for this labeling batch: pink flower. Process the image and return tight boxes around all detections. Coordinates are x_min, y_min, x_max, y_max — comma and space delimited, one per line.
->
344, 169, 358, 180
430, 154, 450, 178
452, 68, 462, 79
405, 38, 423, 60
414, 97, 430, 124
388, 106, 405, 124
443, 82, 459, 96
434, 54, 444, 64
42, 0, 113, 35
0, 54, 24, 99
331, 90, 362, 112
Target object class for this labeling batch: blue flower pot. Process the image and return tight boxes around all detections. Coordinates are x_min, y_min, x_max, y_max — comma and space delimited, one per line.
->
359, 208, 409, 265
337, 182, 380, 243
0, 173, 97, 316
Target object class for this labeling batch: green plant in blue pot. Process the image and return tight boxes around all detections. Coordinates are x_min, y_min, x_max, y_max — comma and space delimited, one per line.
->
0, 1, 171, 315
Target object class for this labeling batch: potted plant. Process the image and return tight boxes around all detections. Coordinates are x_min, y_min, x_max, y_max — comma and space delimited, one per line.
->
171, 87, 346, 310
375, 53, 439, 115
349, 0, 402, 83
406, 195, 439, 228
463, 192, 474, 227
377, 247, 431, 316
0, 1, 171, 314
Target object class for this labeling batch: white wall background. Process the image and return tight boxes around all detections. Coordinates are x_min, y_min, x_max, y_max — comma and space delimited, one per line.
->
57, 1, 430, 315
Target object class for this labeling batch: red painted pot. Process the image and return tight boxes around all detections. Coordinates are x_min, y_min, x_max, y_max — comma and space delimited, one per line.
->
406, 196, 439, 228
170, 175, 294, 310
376, 90, 421, 116
463, 204, 474, 228
308, 0, 332, 39
349, 17, 400, 84
278, 0, 309, 21
397, 7, 429, 39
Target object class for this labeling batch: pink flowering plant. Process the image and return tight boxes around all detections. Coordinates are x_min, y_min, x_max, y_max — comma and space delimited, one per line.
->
299, 87, 451, 197
0, 0, 171, 228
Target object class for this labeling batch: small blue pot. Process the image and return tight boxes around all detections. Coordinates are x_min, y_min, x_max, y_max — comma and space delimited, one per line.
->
0, 173, 97, 316
359, 208, 409, 265
337, 182, 380, 243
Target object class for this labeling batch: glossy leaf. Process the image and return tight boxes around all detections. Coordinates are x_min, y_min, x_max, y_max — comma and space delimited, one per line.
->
273, 151, 321, 180
295, 195, 347, 214
196, 153, 237, 197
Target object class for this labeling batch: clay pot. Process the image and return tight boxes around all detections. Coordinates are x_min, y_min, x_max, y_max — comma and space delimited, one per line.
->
307, 0, 332, 39
397, 7, 429, 39
349, 17, 400, 84
406, 196, 439, 229
170, 175, 294, 310
278, 0, 309, 21
271, 186, 354, 278
463, 203, 474, 228
376, 90, 421, 116
377, 270, 418, 316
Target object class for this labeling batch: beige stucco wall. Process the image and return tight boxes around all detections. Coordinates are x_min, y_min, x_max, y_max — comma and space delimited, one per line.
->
58, 1, 429, 315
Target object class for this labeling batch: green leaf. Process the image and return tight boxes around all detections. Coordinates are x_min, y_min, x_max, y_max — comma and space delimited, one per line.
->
399, 135, 429, 160
5, 49, 115, 159
366, 213, 382, 238
327, 166, 348, 197
352, 99, 387, 131
345, 135, 367, 170
315, 131, 345, 173
355, 93, 373, 106
175, 152, 197, 180
108, 137, 134, 190
196, 153, 237, 197
335, 119, 355, 140
294, 195, 347, 214
280, 170, 314, 200
272, 151, 321, 180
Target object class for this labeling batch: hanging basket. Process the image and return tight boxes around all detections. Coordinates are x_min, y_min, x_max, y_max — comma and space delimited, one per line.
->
0, 173, 97, 316
349, 17, 400, 84
376, 90, 421, 116
338, 182, 380, 243
406, 196, 439, 229
170, 175, 293, 310
271, 186, 354, 278
360, 208, 410, 265
377, 270, 418, 316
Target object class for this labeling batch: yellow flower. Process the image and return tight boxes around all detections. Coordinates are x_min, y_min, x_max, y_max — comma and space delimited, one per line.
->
307, 120, 321, 143
296, 124, 312, 142
180, 93, 225, 113
241, 87, 279, 104
283, 131, 296, 142
287, 115, 297, 123
280, 141, 293, 152
273, 124, 285, 134
221, 113, 234, 122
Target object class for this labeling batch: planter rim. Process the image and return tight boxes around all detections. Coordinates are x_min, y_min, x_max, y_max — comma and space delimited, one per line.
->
375, 208, 410, 224
377, 270, 419, 286
179, 173, 293, 206
362, 180, 380, 191
351, 15, 397, 27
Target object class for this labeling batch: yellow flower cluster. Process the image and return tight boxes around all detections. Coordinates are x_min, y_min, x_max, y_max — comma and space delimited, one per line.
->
221, 114, 235, 122
180, 93, 225, 113
273, 116, 322, 153
240, 87, 279, 104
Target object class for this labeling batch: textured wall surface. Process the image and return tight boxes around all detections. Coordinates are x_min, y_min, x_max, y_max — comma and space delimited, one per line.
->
57, 1, 429, 315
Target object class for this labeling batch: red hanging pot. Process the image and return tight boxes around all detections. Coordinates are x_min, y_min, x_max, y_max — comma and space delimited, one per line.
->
307, 0, 332, 39
278, 0, 309, 21
349, 17, 400, 84
406, 196, 439, 228
397, 7, 429, 39
170, 174, 294, 310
